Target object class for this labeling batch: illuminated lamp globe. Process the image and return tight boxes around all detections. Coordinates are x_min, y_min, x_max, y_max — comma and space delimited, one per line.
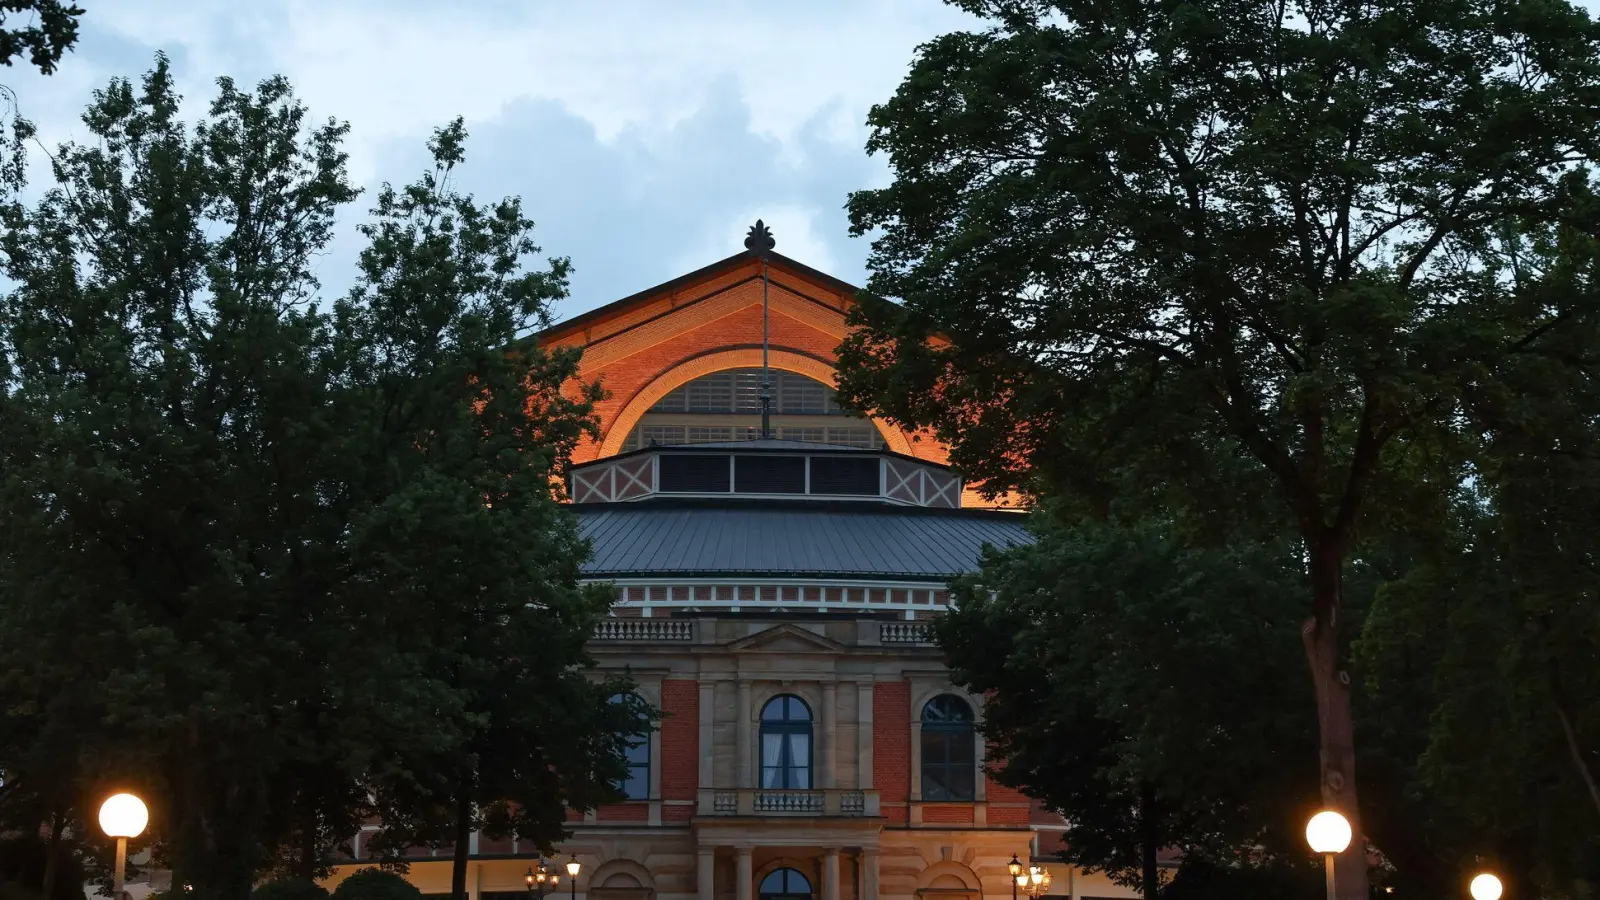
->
98, 793, 148, 839
566, 855, 581, 878
1305, 810, 1352, 855
1470, 873, 1503, 900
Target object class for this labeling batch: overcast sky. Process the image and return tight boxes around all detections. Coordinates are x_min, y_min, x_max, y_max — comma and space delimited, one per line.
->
0, 0, 978, 322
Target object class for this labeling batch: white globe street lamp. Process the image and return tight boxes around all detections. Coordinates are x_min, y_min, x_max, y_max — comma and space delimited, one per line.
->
1306, 810, 1352, 900
98, 793, 148, 900
1470, 873, 1504, 900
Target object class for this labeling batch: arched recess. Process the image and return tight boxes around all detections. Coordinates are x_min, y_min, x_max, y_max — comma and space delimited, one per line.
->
915, 860, 981, 899
597, 348, 914, 457
587, 858, 656, 900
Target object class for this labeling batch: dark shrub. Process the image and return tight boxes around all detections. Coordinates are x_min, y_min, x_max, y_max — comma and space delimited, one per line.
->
0, 836, 86, 900
330, 870, 420, 900
253, 878, 331, 900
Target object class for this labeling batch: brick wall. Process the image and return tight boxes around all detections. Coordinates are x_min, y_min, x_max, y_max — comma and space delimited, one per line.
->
594, 803, 648, 822
873, 681, 911, 824
922, 805, 976, 825
660, 678, 699, 803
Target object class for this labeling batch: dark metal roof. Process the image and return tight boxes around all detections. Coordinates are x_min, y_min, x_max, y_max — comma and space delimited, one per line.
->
574, 498, 1033, 581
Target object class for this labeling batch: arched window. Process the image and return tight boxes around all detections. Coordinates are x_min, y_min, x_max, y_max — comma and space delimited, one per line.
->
620, 368, 888, 450
759, 695, 812, 789
921, 694, 976, 801
610, 692, 650, 800
759, 867, 813, 900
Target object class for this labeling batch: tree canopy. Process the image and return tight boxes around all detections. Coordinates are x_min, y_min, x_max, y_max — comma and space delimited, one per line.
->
0, 1, 81, 76
0, 56, 640, 900
938, 514, 1318, 896
843, 3, 1600, 897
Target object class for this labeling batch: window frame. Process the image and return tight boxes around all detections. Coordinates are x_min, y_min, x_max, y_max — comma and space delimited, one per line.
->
759, 867, 813, 899
758, 694, 814, 790
920, 694, 977, 802
610, 692, 651, 801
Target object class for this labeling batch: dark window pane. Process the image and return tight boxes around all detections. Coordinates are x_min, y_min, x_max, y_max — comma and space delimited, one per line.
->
808, 456, 879, 495
659, 454, 731, 492
735, 455, 805, 493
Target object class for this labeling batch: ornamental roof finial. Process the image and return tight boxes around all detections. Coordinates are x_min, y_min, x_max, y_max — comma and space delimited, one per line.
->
744, 219, 776, 258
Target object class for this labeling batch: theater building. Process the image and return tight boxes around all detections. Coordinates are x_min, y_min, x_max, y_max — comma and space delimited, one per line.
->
324, 229, 1143, 900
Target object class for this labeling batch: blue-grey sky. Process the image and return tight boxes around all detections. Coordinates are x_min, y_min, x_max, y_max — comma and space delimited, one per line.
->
0, 0, 979, 322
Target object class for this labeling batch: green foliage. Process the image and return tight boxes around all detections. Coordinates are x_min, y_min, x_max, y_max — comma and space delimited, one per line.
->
329, 871, 419, 900
846, 2, 1600, 896
252, 878, 330, 900
940, 513, 1317, 895
0, 1, 81, 75
1356, 223, 1600, 897
0, 56, 636, 899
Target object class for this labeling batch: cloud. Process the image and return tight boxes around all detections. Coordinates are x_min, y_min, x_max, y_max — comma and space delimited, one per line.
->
1, 1, 981, 315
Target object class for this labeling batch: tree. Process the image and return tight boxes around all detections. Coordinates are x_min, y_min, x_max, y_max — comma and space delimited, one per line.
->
939, 507, 1320, 897
1357, 221, 1600, 898
840, 3, 1600, 896
333, 119, 651, 900
0, 1, 81, 75
0, 54, 367, 896
0, 59, 634, 899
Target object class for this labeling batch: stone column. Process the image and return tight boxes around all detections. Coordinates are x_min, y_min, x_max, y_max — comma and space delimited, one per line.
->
822, 682, 838, 789
735, 847, 753, 900
862, 848, 880, 900
822, 848, 841, 900
857, 682, 874, 789
699, 681, 716, 788
736, 681, 753, 788
697, 848, 716, 900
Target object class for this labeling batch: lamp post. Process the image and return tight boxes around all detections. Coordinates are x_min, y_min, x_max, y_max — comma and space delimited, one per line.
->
1019, 864, 1052, 898
566, 854, 581, 900
524, 858, 561, 898
1306, 810, 1353, 900
98, 793, 148, 900
1470, 873, 1503, 900
1008, 854, 1023, 900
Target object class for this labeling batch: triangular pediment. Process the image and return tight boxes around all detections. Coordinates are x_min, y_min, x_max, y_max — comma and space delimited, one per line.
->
540, 251, 856, 351
725, 623, 846, 654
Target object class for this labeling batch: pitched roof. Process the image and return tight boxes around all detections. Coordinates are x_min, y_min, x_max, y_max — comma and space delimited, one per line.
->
574, 498, 1033, 581
539, 249, 863, 346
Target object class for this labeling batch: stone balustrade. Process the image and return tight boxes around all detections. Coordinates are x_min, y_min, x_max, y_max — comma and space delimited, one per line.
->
879, 621, 933, 644
697, 788, 878, 817
594, 618, 695, 641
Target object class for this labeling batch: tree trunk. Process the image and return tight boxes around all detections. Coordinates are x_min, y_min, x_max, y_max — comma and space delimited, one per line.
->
1549, 659, 1600, 816
298, 803, 320, 881
42, 809, 63, 899
1303, 539, 1368, 900
450, 785, 472, 900
1138, 781, 1160, 899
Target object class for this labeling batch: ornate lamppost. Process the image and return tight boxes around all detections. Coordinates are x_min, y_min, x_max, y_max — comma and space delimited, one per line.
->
524, 858, 561, 898
1007, 854, 1024, 900
566, 853, 581, 900
1017, 863, 1053, 897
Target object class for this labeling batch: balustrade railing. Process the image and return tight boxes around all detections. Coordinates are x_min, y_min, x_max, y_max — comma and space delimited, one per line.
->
879, 621, 933, 643
594, 619, 694, 641
697, 788, 878, 817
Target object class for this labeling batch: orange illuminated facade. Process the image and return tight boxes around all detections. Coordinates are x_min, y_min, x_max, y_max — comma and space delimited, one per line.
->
323, 234, 1134, 900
